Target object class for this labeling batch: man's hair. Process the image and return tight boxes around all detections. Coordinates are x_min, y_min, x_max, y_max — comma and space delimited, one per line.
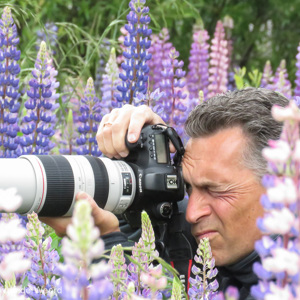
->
184, 87, 289, 179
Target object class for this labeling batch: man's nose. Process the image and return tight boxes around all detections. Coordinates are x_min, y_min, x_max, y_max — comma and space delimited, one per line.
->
185, 190, 212, 224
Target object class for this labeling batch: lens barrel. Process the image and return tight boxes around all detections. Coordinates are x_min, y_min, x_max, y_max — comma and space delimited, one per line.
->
0, 155, 136, 216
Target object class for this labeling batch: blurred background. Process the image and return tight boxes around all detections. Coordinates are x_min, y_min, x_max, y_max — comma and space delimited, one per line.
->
1, 0, 300, 89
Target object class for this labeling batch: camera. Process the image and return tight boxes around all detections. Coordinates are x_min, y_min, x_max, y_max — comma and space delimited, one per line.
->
0, 124, 185, 225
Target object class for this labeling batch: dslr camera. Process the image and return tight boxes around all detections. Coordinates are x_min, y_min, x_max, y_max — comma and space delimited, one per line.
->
0, 124, 185, 226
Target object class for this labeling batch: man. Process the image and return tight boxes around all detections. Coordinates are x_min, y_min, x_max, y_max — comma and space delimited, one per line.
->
42, 87, 288, 299
96, 87, 289, 299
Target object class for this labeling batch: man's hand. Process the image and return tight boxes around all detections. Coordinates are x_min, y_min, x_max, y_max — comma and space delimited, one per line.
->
97, 104, 166, 159
39, 191, 120, 237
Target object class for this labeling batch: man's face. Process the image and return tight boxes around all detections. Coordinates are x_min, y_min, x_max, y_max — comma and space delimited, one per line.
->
182, 126, 265, 266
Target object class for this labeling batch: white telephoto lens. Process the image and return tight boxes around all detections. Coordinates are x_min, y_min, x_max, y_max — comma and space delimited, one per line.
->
0, 155, 136, 216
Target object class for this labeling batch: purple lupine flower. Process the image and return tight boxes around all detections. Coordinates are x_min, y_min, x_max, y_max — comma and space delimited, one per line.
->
19, 41, 59, 155
23, 212, 60, 299
188, 237, 219, 300
101, 47, 121, 112
261, 60, 274, 89
295, 43, 300, 97
55, 199, 113, 300
148, 28, 173, 91
186, 28, 210, 100
271, 60, 292, 99
0, 6, 21, 158
76, 77, 102, 156
159, 47, 188, 137
207, 20, 229, 99
251, 100, 300, 300
133, 88, 165, 115
215, 286, 239, 300
117, 0, 152, 104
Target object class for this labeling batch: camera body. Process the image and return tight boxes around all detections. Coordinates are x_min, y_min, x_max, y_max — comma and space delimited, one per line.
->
122, 124, 185, 226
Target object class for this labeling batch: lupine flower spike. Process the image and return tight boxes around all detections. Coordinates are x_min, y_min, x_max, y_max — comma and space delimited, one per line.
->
20, 41, 59, 155
272, 59, 292, 99
0, 188, 31, 299
295, 43, 300, 97
261, 60, 274, 89
188, 237, 219, 300
109, 244, 128, 299
101, 47, 121, 112
117, 0, 152, 104
208, 20, 229, 98
0, 6, 21, 158
251, 100, 300, 300
170, 277, 182, 300
186, 28, 210, 100
36, 22, 58, 55
148, 28, 173, 91
76, 77, 102, 156
56, 199, 113, 300
59, 109, 78, 155
159, 47, 188, 136
23, 212, 59, 299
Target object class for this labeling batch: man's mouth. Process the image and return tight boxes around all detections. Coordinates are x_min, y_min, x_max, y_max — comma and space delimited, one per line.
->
195, 230, 218, 241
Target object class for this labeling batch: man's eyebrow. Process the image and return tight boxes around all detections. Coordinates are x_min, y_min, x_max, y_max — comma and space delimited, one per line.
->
185, 180, 220, 189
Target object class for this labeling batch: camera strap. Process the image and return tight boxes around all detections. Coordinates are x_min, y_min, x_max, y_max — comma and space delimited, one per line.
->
154, 202, 196, 295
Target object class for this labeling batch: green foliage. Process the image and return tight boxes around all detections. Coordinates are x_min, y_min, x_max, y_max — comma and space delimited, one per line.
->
1, 0, 299, 88
234, 67, 262, 89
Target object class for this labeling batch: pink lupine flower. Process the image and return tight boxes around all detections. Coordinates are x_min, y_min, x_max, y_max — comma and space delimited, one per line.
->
208, 21, 229, 98
140, 266, 167, 290
262, 140, 291, 163
271, 101, 300, 122
293, 140, 300, 161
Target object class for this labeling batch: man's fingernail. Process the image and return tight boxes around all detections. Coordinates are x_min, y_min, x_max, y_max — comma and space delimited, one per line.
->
119, 151, 128, 157
128, 133, 136, 142
77, 191, 88, 200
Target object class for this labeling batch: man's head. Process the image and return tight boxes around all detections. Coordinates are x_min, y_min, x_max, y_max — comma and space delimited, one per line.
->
182, 87, 289, 266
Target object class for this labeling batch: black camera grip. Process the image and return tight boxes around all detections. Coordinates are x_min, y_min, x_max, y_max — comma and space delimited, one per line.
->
125, 130, 146, 151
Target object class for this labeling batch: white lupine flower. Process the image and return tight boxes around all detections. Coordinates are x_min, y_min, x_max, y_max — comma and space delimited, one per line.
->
263, 248, 299, 275
267, 178, 297, 204
0, 218, 27, 243
0, 287, 28, 300
263, 208, 295, 234
0, 188, 22, 212
262, 140, 291, 163
265, 282, 295, 300
0, 251, 31, 281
